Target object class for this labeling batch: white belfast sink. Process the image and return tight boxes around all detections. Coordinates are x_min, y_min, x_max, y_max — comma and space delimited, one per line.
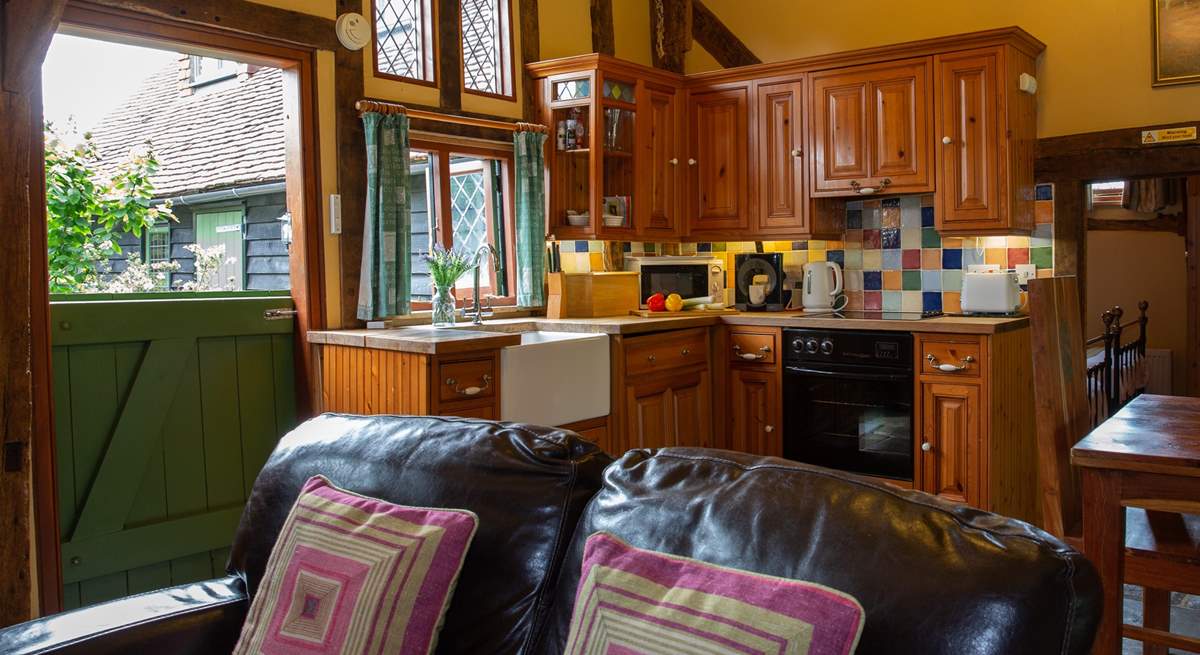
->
500, 331, 609, 427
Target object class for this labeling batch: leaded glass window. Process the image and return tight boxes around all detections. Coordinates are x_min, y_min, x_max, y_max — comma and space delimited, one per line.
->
460, 0, 512, 97
374, 0, 435, 82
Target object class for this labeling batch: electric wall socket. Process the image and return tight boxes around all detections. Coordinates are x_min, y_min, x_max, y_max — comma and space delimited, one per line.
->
1015, 264, 1036, 284
329, 194, 342, 234
967, 264, 1001, 273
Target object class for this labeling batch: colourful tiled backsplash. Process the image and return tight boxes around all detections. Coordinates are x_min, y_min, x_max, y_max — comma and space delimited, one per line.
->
556, 185, 1056, 313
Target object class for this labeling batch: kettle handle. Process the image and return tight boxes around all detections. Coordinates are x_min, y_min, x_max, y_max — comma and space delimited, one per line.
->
829, 262, 843, 297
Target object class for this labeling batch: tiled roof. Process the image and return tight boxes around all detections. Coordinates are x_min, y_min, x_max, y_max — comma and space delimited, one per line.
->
89, 63, 285, 198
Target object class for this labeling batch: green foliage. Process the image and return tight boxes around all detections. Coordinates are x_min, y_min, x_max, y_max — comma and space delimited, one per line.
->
45, 123, 176, 293
423, 244, 476, 290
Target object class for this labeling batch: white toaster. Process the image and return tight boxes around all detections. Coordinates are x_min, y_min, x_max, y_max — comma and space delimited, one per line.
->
960, 272, 1023, 314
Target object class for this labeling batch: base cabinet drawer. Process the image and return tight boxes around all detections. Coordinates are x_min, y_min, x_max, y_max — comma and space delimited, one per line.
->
919, 336, 983, 378
624, 328, 708, 376
729, 330, 778, 365
436, 357, 497, 404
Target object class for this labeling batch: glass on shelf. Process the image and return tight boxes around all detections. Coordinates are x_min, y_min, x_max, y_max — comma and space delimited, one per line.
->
601, 105, 635, 230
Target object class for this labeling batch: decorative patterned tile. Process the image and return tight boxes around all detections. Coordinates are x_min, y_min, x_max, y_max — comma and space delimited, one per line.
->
883, 270, 902, 290
863, 208, 881, 229
573, 240, 589, 252
902, 290, 923, 312
902, 249, 922, 269
902, 270, 922, 290
827, 250, 845, 267
882, 227, 901, 249
882, 198, 900, 208
809, 249, 826, 262
1007, 248, 1030, 266
846, 209, 863, 229
984, 248, 1006, 266
922, 248, 942, 269
901, 228, 922, 249
845, 269, 864, 291
921, 206, 936, 227
881, 206, 902, 229
588, 241, 605, 253
1031, 246, 1053, 269
920, 194, 936, 207
843, 248, 863, 270
882, 249, 902, 270
1036, 268, 1055, 278
864, 199, 882, 210
791, 241, 808, 250
845, 290, 864, 310
900, 196, 922, 227
1036, 183, 1054, 201
863, 229, 881, 249
921, 227, 941, 248
622, 242, 633, 252
1036, 200, 1054, 224
942, 248, 963, 269
982, 236, 1007, 249
942, 269, 963, 292
941, 236, 965, 249
922, 270, 941, 291
923, 291, 943, 312
843, 230, 863, 247
962, 247, 985, 268
589, 252, 604, 270
1006, 235, 1030, 249
863, 270, 882, 290
882, 290, 902, 311
809, 240, 827, 250
862, 249, 882, 269
847, 200, 864, 210
864, 291, 882, 310
942, 291, 962, 313
711, 242, 726, 252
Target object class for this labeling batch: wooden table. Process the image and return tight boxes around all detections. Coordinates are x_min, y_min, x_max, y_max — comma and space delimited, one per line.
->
1071, 394, 1200, 655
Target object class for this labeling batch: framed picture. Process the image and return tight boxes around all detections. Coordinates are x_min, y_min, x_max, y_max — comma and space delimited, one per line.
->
1153, 0, 1200, 86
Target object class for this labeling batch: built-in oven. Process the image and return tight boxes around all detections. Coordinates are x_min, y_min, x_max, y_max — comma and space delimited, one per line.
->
624, 256, 725, 307
782, 329, 913, 481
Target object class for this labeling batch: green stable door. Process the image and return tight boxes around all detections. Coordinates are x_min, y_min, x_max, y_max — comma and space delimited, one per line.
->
194, 209, 246, 289
51, 294, 297, 608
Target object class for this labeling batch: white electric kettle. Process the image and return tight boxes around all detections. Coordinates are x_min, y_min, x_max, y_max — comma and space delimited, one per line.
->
802, 261, 844, 311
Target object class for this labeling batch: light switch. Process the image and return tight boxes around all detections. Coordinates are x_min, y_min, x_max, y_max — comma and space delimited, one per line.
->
1015, 264, 1036, 284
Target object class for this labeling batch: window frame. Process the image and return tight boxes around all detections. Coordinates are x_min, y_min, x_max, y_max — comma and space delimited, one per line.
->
142, 223, 173, 290
458, 0, 516, 100
371, 0, 439, 87
188, 55, 238, 86
409, 137, 517, 311
1089, 180, 1127, 208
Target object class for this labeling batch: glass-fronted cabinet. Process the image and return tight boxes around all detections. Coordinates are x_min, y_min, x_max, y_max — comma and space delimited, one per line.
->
535, 57, 672, 240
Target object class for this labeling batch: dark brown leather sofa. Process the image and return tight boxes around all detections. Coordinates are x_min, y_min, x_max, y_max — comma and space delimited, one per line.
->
0, 414, 1100, 654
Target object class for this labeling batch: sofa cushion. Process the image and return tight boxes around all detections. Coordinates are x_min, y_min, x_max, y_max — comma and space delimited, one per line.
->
535, 448, 1100, 655
232, 475, 478, 655
564, 532, 864, 655
227, 414, 611, 655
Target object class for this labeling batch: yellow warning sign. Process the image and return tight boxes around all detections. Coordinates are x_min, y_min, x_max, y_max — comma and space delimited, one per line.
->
1141, 126, 1197, 144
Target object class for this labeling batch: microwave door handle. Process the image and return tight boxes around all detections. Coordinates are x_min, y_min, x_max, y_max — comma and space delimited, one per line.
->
785, 365, 911, 383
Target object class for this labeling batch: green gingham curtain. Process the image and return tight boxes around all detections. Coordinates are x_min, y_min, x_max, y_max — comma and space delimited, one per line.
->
513, 130, 547, 307
357, 112, 411, 320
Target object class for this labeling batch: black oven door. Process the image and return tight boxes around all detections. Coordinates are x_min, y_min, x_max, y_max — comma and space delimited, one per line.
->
639, 265, 708, 303
783, 362, 913, 481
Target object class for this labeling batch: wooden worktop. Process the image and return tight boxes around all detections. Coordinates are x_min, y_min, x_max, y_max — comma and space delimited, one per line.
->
308, 312, 1026, 354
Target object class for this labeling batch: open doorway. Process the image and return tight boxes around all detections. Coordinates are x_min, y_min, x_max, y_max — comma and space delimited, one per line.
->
32, 4, 327, 613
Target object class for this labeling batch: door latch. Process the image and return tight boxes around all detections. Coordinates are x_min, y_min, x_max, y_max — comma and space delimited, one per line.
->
263, 308, 299, 321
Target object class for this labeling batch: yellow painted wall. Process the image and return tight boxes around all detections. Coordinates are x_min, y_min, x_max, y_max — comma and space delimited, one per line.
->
698, 0, 1200, 138
539, 0, 651, 65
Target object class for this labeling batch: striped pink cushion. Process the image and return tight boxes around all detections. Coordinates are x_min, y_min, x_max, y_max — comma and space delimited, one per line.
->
233, 475, 477, 655
565, 532, 864, 655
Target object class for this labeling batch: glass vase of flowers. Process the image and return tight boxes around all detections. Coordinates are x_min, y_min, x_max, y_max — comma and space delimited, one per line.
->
424, 245, 474, 327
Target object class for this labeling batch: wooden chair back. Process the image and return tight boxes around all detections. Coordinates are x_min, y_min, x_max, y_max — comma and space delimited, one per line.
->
1028, 276, 1092, 539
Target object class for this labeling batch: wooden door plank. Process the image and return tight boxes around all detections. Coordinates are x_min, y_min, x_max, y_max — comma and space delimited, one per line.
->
272, 334, 297, 436
67, 346, 121, 520
198, 337, 247, 510
71, 338, 194, 541
158, 344, 213, 586
236, 336, 279, 495
50, 296, 292, 346
61, 505, 244, 584
51, 349, 75, 542
120, 339, 169, 595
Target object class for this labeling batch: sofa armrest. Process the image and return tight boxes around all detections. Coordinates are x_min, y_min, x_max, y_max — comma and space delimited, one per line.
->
0, 576, 248, 655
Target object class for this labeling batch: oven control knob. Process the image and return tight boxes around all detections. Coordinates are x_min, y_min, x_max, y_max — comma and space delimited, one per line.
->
791, 338, 806, 353
804, 338, 819, 354
819, 339, 834, 354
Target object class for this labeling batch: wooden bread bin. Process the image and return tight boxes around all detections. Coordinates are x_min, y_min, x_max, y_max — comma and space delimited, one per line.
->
546, 272, 639, 318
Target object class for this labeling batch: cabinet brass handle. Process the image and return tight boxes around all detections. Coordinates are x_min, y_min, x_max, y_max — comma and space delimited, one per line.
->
790, 148, 802, 157
687, 158, 697, 166
765, 425, 775, 433
926, 353, 974, 372
668, 157, 679, 165
647, 354, 657, 363
921, 442, 932, 452
732, 344, 769, 360
446, 374, 491, 396
850, 178, 892, 195
681, 348, 691, 356
942, 136, 954, 145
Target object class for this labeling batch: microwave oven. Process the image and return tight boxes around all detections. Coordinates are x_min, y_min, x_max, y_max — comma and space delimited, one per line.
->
623, 256, 726, 307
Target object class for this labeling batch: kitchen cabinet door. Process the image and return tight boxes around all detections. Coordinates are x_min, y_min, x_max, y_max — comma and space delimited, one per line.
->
811, 58, 932, 197
920, 382, 981, 505
671, 370, 712, 448
935, 49, 1002, 232
756, 80, 808, 234
687, 86, 750, 232
811, 71, 869, 194
729, 368, 780, 456
641, 85, 682, 238
625, 378, 673, 450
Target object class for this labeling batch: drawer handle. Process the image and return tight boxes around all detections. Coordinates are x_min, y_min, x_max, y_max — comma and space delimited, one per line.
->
850, 178, 892, 195
681, 348, 691, 356
733, 344, 770, 360
446, 374, 491, 396
668, 157, 679, 165
926, 353, 974, 372
765, 425, 774, 433
647, 354, 657, 363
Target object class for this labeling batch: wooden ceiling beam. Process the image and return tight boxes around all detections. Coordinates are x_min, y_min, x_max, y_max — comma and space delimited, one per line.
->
591, 0, 615, 56
649, 0, 690, 73
691, 0, 759, 68
519, 0, 540, 120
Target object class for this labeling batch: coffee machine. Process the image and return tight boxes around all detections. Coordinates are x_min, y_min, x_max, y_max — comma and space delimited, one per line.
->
733, 253, 784, 311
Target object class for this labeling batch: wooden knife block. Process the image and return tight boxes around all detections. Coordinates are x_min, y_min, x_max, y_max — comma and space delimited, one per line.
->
546, 272, 639, 318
